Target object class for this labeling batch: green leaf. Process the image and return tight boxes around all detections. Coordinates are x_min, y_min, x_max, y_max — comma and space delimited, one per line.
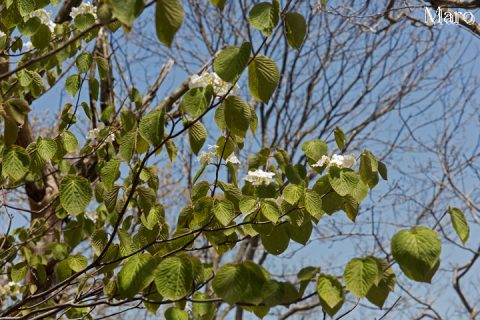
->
304, 190, 323, 218
328, 167, 368, 203
359, 150, 379, 189
343, 257, 380, 298
67, 255, 88, 272
18, 17, 41, 37
118, 254, 157, 298
139, 109, 165, 147
165, 307, 188, 320
154, 255, 193, 300
155, 0, 184, 47
223, 96, 251, 137
37, 137, 57, 161
100, 158, 120, 190
316, 274, 345, 317
391, 227, 441, 283
213, 200, 235, 226
212, 263, 249, 304
11, 262, 28, 283
192, 292, 217, 319
248, 55, 279, 103
91, 230, 108, 256
283, 184, 303, 205
248, 1, 280, 36
366, 259, 396, 308
180, 87, 212, 117
284, 12, 307, 49
76, 52, 93, 73
60, 175, 93, 215
261, 224, 289, 255
378, 161, 388, 180
63, 131, 78, 153
111, 0, 144, 27
260, 199, 281, 223
188, 121, 207, 155
448, 207, 469, 244
240, 196, 257, 214
17, 0, 35, 16
214, 42, 251, 82
119, 131, 136, 162
301, 139, 328, 163
333, 127, 346, 150
66, 74, 81, 96
74, 13, 95, 31
31, 25, 51, 49
2, 146, 30, 181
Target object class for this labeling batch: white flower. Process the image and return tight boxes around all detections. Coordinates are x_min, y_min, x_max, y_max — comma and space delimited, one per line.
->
226, 153, 241, 165
198, 151, 215, 165
85, 211, 97, 222
312, 155, 330, 168
30, 9, 56, 33
188, 72, 239, 97
87, 128, 100, 140
24, 41, 34, 51
329, 154, 356, 169
70, 2, 97, 20
7, 282, 17, 287
244, 169, 275, 186
105, 133, 115, 143
0, 31, 6, 37
207, 144, 219, 150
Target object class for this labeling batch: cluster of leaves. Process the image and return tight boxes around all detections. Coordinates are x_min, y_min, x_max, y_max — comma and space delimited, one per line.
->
0, 0, 471, 319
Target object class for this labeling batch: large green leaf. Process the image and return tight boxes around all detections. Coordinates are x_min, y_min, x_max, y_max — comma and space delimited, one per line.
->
76, 52, 93, 73
67, 255, 88, 272
60, 175, 93, 215
213, 200, 235, 226
248, 55, 279, 103
188, 121, 207, 155
284, 12, 307, 49
448, 207, 469, 244
37, 137, 57, 161
260, 199, 281, 223
223, 96, 251, 137
118, 254, 157, 298
212, 263, 249, 304
261, 224, 290, 255
304, 190, 323, 218
343, 257, 380, 298
180, 87, 212, 117
301, 139, 328, 163
391, 227, 441, 283
17, 0, 35, 16
2, 146, 30, 181
282, 184, 303, 205
214, 43, 251, 82
111, 0, 144, 27
248, 1, 280, 36
139, 109, 165, 147
366, 259, 396, 308
100, 158, 120, 190
328, 167, 368, 203
165, 307, 188, 320
154, 255, 193, 300
316, 274, 345, 317
155, 0, 184, 47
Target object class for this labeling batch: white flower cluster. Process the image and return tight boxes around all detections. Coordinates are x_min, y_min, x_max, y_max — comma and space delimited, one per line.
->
244, 169, 275, 186
24, 41, 34, 51
0, 31, 6, 37
30, 9, 56, 33
0, 275, 19, 299
197, 145, 241, 165
87, 128, 115, 144
189, 72, 239, 97
312, 154, 356, 169
70, 2, 97, 20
